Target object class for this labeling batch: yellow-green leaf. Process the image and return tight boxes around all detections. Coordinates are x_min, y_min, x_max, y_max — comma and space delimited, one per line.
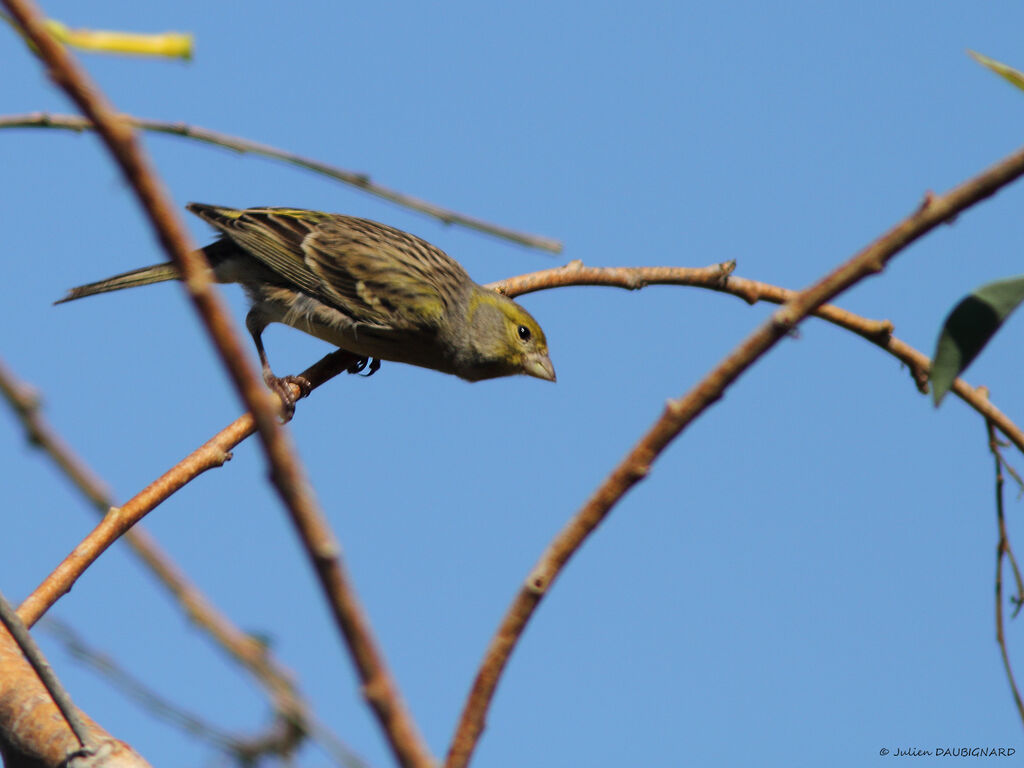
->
43, 19, 193, 60
968, 50, 1024, 92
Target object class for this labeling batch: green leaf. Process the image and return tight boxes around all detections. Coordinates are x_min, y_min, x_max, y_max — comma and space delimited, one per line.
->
968, 50, 1024, 93
931, 274, 1024, 405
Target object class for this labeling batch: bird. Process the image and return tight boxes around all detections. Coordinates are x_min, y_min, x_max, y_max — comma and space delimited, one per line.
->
57, 204, 555, 409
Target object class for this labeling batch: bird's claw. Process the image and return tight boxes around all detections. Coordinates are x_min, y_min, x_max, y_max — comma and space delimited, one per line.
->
346, 357, 381, 377
266, 374, 312, 422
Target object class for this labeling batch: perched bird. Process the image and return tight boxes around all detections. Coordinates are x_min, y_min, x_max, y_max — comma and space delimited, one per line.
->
57, 204, 555, 407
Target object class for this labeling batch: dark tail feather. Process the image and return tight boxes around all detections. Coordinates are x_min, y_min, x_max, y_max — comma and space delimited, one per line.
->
55, 263, 181, 305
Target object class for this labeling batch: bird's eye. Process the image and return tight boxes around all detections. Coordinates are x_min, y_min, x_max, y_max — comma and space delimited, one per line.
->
517, 325, 532, 342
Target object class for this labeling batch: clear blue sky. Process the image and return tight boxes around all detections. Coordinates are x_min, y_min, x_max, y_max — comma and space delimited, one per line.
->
4, 1, 1024, 766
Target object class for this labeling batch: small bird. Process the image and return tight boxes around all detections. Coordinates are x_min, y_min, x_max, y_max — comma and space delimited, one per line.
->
57, 204, 555, 407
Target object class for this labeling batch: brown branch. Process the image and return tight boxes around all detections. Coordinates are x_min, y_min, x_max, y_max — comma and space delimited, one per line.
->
449, 149, 1024, 767
0, 622, 150, 768
0, 111, 563, 254
0, 358, 323, 763
987, 418, 1024, 726
16, 406, 250, 626
12, 352, 373, 752
3, 4, 433, 766
0, 590, 94, 753
490, 262, 1024, 455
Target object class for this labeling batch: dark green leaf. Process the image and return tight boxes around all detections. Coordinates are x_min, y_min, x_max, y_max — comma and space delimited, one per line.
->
931, 274, 1024, 405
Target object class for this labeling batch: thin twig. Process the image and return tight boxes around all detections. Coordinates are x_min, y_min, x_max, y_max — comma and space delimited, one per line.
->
41, 617, 368, 768
986, 418, 1024, 726
0, 590, 95, 755
993, 437, 1024, 498
448, 148, 1024, 767
3, 4, 433, 766
990, 445, 1024, 615
0, 357, 113, 507
0, 111, 563, 253
41, 617, 243, 755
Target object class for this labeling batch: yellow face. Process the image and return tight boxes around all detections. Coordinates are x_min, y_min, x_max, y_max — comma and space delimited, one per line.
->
462, 289, 556, 381
499, 300, 556, 382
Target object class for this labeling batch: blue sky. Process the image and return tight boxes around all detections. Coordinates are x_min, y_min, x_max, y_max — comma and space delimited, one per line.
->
4, 2, 1024, 766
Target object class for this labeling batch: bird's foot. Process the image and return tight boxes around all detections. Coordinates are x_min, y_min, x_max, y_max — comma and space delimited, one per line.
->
266, 374, 312, 422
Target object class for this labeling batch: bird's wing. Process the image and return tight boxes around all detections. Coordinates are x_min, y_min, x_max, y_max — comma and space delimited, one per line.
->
302, 215, 454, 331
186, 203, 335, 299
188, 203, 450, 330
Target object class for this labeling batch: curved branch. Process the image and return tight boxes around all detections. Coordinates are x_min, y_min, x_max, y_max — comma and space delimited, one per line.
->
0, 111, 563, 253
448, 146, 1024, 767
489, 264, 1024, 454
15, 350, 358, 623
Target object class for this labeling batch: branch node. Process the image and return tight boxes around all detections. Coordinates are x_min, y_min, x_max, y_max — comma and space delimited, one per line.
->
525, 568, 549, 595
665, 398, 685, 417
362, 677, 391, 712
771, 308, 796, 334
867, 319, 895, 340
717, 259, 737, 284
907, 361, 930, 395
627, 463, 651, 481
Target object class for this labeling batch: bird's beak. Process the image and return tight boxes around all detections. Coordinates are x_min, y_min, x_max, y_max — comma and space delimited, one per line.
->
524, 352, 556, 382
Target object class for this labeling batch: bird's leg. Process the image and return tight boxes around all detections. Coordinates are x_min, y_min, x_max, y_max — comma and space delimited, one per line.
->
246, 309, 310, 420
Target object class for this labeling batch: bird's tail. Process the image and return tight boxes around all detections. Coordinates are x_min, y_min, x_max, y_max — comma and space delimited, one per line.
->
54, 263, 181, 305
